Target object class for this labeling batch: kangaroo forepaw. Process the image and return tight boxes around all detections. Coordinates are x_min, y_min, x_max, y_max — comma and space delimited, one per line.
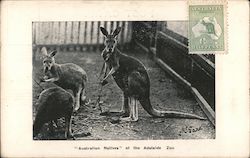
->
100, 79, 108, 86
81, 98, 90, 106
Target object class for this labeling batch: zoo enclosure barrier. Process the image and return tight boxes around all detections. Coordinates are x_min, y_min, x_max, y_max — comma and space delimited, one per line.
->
32, 21, 133, 60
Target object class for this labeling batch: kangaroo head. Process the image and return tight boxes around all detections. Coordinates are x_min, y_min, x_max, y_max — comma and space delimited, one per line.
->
41, 47, 57, 73
100, 27, 121, 61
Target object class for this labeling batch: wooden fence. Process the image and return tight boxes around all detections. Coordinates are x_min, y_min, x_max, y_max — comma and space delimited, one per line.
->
32, 21, 132, 47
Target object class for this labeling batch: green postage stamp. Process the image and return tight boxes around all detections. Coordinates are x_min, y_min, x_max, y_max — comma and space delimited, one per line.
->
188, 0, 227, 54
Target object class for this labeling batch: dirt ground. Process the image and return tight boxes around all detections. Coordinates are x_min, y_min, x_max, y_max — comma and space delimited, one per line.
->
33, 50, 215, 140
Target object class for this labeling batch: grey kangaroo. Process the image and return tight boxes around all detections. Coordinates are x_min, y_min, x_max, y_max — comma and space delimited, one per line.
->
41, 47, 87, 111
99, 27, 206, 122
33, 87, 74, 139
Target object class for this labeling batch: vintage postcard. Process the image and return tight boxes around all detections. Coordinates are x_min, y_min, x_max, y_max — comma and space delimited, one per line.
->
1, 0, 249, 157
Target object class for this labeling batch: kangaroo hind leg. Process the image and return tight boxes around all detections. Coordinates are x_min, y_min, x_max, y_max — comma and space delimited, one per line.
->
117, 94, 129, 117
120, 97, 138, 122
65, 115, 74, 140
74, 86, 82, 111
80, 88, 89, 106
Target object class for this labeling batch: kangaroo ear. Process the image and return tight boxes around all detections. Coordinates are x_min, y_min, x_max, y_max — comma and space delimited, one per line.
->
100, 27, 108, 36
112, 27, 122, 37
41, 47, 48, 56
49, 50, 57, 57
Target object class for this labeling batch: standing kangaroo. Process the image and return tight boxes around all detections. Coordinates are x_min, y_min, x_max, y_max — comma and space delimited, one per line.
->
99, 27, 206, 122
41, 47, 87, 111
33, 87, 74, 139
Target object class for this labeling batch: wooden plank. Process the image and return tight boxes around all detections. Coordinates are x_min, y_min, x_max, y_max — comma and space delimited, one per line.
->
158, 31, 188, 52
92, 21, 98, 44
66, 21, 73, 44
51, 21, 57, 45
135, 40, 149, 53
50, 22, 55, 45
72, 21, 79, 44
191, 87, 215, 126
59, 22, 65, 45
44, 22, 50, 45
155, 57, 192, 90
54, 21, 60, 45
41, 22, 45, 45
78, 21, 85, 44
36, 22, 41, 45
64, 22, 68, 44
70, 21, 74, 44
127, 22, 132, 42
40, 22, 45, 45
106, 21, 111, 34
99, 21, 105, 44
32, 22, 36, 45
83, 21, 87, 44
90, 21, 94, 44
192, 54, 215, 77
48, 22, 53, 45
97, 21, 101, 44
154, 57, 215, 126
77, 21, 81, 44
110, 21, 114, 33
116, 21, 122, 44
86, 21, 91, 44
120, 21, 125, 44
158, 31, 215, 78
123, 22, 128, 43
116, 21, 120, 30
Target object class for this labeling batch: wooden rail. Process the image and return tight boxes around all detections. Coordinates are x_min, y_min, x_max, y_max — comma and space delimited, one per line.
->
156, 31, 215, 110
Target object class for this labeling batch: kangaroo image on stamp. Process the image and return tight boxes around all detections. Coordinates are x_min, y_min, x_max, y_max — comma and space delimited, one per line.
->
188, 0, 227, 54
32, 21, 215, 140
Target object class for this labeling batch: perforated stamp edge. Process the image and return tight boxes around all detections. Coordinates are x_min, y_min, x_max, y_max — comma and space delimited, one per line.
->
188, 0, 228, 54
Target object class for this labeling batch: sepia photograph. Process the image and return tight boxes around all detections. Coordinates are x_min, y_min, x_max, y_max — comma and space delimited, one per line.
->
32, 21, 215, 140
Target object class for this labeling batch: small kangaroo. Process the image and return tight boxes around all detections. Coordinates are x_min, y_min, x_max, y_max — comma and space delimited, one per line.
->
99, 27, 206, 122
41, 47, 87, 111
33, 87, 74, 139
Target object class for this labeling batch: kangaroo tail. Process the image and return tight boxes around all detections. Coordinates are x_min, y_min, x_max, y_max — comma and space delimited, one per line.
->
139, 98, 206, 120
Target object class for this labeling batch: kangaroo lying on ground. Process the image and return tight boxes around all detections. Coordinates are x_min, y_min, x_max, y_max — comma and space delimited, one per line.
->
99, 27, 206, 122
41, 47, 87, 111
33, 87, 75, 139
